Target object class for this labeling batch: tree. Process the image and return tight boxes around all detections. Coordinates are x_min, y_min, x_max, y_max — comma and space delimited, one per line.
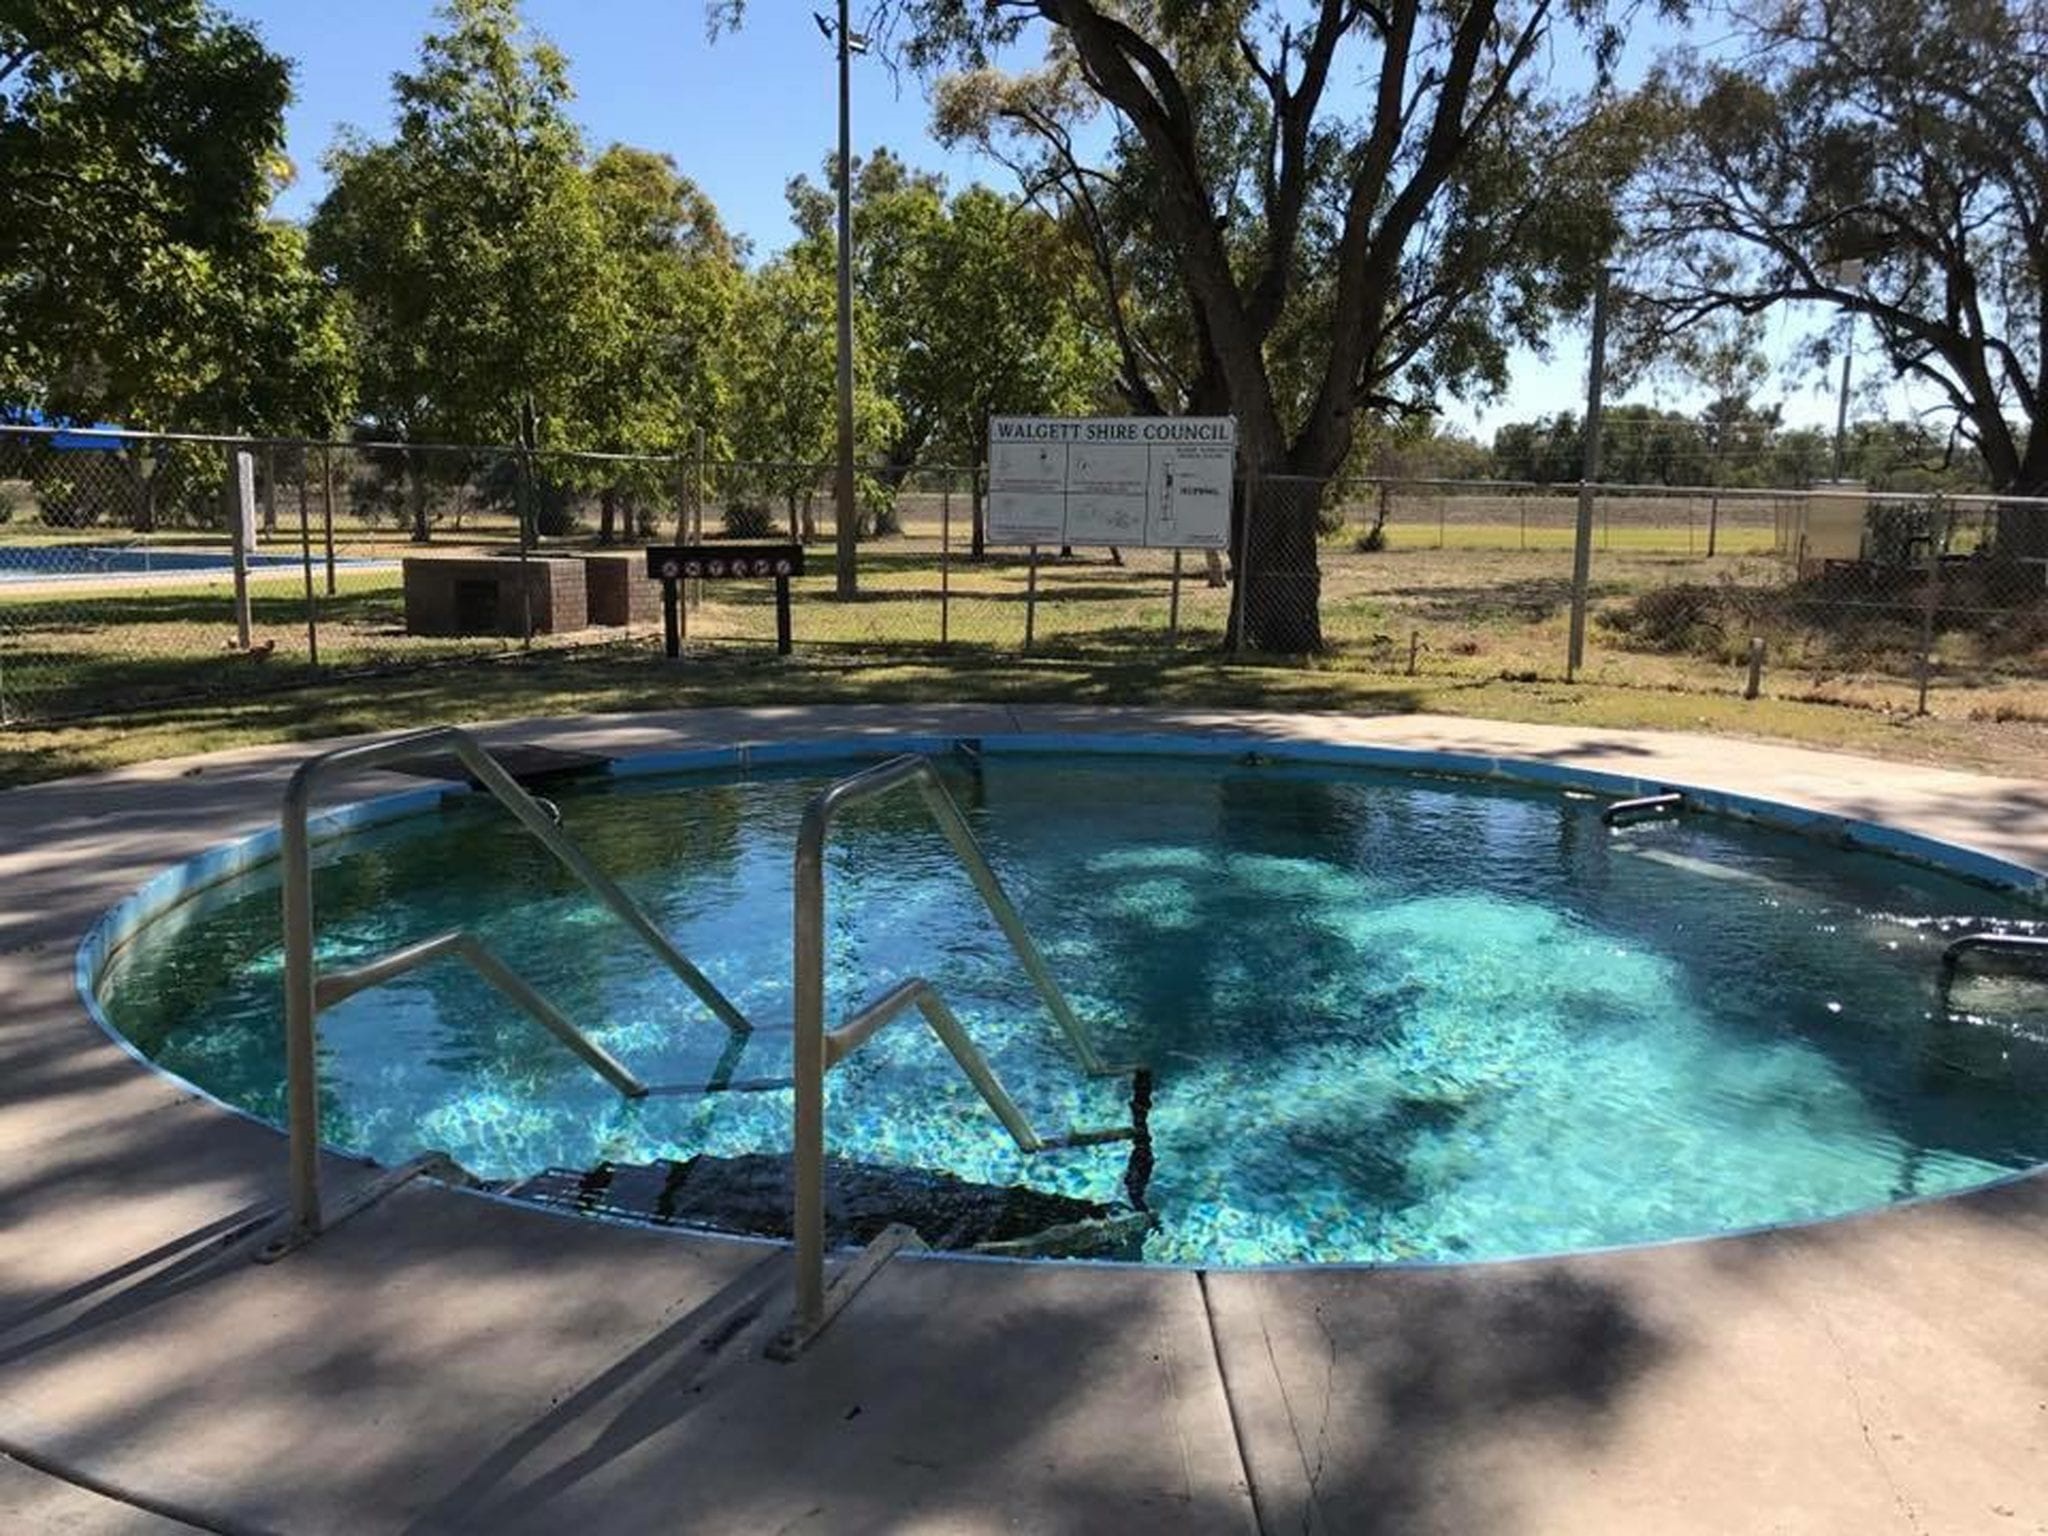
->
723, 258, 899, 537
0, 0, 348, 433
309, 0, 616, 539
917, 185, 1112, 553
575, 144, 742, 540
788, 157, 1114, 551
1492, 413, 1585, 483
787, 151, 950, 477
1627, 0, 2047, 553
853, 1, 1648, 650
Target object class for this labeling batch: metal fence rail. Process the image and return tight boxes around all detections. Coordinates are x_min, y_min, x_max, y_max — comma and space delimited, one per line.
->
4, 422, 2044, 730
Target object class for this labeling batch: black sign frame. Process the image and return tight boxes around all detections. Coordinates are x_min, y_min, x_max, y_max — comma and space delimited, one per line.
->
643, 543, 803, 657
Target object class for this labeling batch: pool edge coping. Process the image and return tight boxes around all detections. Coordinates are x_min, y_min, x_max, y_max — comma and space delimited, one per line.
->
72, 723, 2048, 1277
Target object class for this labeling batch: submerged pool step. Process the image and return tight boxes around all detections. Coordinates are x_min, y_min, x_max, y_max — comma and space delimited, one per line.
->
502, 1151, 1153, 1258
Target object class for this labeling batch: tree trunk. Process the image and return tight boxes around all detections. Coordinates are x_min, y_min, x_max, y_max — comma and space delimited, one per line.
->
971, 473, 986, 561
1227, 472, 1325, 652
131, 462, 155, 534
599, 487, 618, 545
408, 449, 430, 544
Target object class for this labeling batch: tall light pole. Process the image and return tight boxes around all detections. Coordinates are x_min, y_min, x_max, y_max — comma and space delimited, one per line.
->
1566, 264, 1613, 681
1825, 258, 1866, 482
818, 4, 862, 599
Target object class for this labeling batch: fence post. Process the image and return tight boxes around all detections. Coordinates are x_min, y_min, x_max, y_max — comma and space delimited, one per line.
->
516, 449, 534, 649
298, 456, 320, 667
321, 446, 338, 595
230, 449, 256, 651
1023, 544, 1039, 652
1916, 492, 1944, 715
1231, 468, 1256, 659
940, 477, 952, 646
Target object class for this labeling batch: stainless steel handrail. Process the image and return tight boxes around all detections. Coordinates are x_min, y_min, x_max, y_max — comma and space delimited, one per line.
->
1941, 931, 2048, 978
1602, 792, 1684, 827
277, 725, 754, 1253
788, 754, 1131, 1346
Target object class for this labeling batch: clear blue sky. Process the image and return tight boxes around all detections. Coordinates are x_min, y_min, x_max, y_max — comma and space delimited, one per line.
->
233, 0, 1903, 438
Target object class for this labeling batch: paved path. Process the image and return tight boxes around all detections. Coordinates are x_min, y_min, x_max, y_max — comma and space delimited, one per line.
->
2, 707, 2044, 1534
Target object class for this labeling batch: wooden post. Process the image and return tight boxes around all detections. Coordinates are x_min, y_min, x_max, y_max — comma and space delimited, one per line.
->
1407, 629, 1420, 676
1744, 636, 1765, 700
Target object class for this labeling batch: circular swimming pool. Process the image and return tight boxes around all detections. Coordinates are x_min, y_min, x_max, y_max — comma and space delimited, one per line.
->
92, 739, 2048, 1266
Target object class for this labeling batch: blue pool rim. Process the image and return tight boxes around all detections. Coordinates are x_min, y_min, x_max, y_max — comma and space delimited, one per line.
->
74, 730, 2048, 1272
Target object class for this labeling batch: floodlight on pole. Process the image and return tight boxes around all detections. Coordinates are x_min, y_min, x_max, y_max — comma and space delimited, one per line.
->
828, 0, 859, 598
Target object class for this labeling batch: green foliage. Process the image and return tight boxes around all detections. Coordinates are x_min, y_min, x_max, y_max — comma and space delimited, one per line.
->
0, 0, 348, 431
1629, 0, 2048, 507
784, 155, 1110, 474
309, 0, 629, 461
910, 1, 1657, 648
721, 256, 900, 533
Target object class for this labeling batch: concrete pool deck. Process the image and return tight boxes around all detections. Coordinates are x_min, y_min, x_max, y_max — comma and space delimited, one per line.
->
1, 705, 2045, 1535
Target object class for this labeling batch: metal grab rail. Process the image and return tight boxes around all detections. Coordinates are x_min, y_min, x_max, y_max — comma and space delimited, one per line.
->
275, 725, 754, 1255
787, 754, 1132, 1348
316, 930, 645, 1097
1603, 792, 1684, 828
1941, 932, 2048, 984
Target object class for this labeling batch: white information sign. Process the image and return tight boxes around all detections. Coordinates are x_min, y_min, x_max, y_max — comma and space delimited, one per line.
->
987, 416, 1236, 549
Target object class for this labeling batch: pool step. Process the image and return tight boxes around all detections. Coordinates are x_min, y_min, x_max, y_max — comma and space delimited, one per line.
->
501, 1151, 1154, 1258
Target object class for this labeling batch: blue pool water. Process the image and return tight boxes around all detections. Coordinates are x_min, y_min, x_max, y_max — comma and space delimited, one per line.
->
96, 750, 2048, 1265
0, 545, 373, 581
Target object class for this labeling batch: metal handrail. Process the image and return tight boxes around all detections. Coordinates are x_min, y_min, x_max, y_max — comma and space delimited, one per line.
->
1603, 792, 1684, 827
1941, 932, 2048, 978
276, 725, 754, 1253
787, 754, 1131, 1347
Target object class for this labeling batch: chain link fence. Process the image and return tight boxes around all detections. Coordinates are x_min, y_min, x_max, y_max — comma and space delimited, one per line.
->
4, 423, 2044, 731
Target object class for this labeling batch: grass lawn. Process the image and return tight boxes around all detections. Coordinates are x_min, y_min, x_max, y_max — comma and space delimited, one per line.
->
5, 641, 2046, 790
3, 494, 2043, 786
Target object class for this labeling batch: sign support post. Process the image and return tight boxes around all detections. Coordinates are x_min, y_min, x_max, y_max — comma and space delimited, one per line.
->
1023, 545, 1039, 652
646, 543, 802, 660
1168, 549, 1182, 645
660, 576, 681, 657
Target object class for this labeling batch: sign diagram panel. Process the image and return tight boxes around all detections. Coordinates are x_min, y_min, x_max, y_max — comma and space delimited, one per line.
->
986, 417, 1236, 549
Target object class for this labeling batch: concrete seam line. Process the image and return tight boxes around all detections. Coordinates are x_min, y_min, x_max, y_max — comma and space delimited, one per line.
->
1195, 1268, 1271, 1536
0, 1438, 270, 1536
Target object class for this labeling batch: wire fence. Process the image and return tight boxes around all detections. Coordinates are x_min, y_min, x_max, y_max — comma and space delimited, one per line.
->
3, 423, 2044, 731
